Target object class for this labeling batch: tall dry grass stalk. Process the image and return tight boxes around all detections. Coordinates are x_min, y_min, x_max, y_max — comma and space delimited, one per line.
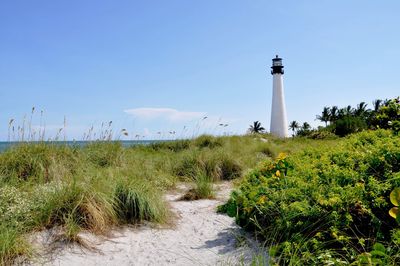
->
63, 116, 67, 142
7, 119, 14, 142
28, 107, 34, 140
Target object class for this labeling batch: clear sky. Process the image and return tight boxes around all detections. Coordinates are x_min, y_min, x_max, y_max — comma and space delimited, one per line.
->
0, 1, 399, 140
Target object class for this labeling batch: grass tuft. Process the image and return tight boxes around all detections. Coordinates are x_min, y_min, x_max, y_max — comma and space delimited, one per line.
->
85, 142, 123, 167
194, 135, 222, 149
181, 174, 214, 200
0, 225, 31, 266
114, 179, 167, 223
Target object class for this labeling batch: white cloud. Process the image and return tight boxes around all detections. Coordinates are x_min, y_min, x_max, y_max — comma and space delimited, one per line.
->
124, 108, 206, 122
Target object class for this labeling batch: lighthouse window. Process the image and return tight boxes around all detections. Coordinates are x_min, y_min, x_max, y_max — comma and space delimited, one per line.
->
273, 61, 282, 66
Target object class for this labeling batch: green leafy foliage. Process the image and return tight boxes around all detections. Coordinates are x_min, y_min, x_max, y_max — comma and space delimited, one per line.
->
372, 98, 400, 130
354, 243, 391, 266
221, 130, 400, 265
334, 115, 367, 136
299, 97, 400, 138
308, 130, 338, 140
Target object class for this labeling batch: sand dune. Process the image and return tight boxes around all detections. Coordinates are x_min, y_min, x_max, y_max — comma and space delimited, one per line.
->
27, 182, 265, 266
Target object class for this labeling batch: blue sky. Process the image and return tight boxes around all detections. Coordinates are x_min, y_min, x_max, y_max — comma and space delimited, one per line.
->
0, 1, 399, 140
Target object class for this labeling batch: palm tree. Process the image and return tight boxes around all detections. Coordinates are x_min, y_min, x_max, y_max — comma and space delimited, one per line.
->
302, 122, 311, 131
338, 105, 354, 119
289, 120, 299, 136
249, 121, 265, 134
330, 106, 339, 122
355, 102, 368, 116
338, 108, 346, 119
316, 107, 331, 126
373, 99, 382, 112
345, 105, 354, 115
296, 122, 312, 137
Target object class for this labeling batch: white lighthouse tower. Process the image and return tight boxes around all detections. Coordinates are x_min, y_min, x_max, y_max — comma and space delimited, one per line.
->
270, 55, 289, 138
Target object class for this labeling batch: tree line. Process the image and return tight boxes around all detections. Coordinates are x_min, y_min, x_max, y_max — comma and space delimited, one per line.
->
292, 97, 400, 137
249, 97, 400, 137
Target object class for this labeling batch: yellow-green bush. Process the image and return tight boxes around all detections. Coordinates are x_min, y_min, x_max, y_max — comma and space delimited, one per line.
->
220, 130, 400, 265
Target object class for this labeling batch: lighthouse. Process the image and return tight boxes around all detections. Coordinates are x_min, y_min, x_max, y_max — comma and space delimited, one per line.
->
270, 55, 289, 138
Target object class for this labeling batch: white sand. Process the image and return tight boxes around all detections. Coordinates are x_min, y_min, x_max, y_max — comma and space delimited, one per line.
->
27, 182, 265, 266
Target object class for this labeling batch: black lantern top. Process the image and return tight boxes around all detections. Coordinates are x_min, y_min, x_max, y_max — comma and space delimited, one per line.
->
271, 55, 284, 75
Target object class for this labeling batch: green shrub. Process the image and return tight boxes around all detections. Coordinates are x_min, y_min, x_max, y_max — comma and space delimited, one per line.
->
194, 135, 222, 149
217, 155, 242, 180
371, 97, 400, 130
0, 144, 51, 182
32, 182, 114, 233
85, 142, 122, 167
194, 174, 214, 199
308, 130, 337, 140
174, 151, 242, 181
149, 140, 190, 152
390, 120, 400, 135
334, 115, 368, 136
258, 144, 278, 158
173, 152, 200, 179
0, 144, 79, 183
221, 130, 400, 264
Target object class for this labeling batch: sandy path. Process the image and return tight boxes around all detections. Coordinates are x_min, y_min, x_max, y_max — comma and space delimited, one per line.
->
28, 182, 264, 266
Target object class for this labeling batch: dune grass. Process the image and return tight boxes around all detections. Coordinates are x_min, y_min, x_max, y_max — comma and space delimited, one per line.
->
180, 173, 215, 200
0, 133, 293, 264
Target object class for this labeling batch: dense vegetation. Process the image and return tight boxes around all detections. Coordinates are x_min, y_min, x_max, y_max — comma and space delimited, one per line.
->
220, 130, 400, 265
2, 97, 399, 265
290, 97, 400, 138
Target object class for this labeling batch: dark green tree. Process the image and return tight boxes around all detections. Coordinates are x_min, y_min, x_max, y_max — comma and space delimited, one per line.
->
289, 120, 300, 136
316, 107, 331, 126
373, 99, 383, 112
334, 116, 367, 137
302, 122, 311, 131
249, 121, 265, 134
355, 102, 368, 117
297, 122, 312, 137
337, 105, 353, 119
373, 97, 400, 129
329, 106, 339, 122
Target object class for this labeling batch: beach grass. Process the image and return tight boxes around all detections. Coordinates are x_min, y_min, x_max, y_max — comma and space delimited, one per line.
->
0, 133, 291, 264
